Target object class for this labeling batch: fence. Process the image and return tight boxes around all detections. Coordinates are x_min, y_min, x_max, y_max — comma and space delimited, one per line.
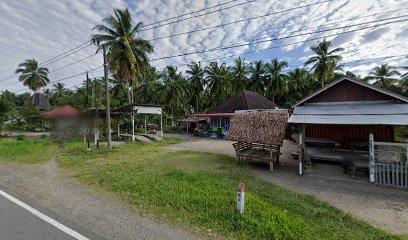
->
371, 139, 408, 188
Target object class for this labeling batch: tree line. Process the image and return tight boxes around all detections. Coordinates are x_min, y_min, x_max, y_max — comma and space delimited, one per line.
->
1, 8, 408, 129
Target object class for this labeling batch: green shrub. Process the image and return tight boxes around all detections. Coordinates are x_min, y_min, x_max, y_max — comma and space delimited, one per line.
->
16, 135, 26, 141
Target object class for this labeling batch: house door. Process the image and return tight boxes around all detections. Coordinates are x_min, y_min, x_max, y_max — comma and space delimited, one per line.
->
224, 118, 230, 132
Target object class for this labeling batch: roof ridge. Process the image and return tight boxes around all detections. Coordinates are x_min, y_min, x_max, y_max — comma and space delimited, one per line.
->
242, 90, 249, 109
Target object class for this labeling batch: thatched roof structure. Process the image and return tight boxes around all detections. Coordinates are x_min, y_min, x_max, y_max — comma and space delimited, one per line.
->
209, 90, 279, 113
226, 110, 288, 145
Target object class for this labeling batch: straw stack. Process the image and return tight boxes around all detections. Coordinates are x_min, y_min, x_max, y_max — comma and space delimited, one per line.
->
226, 110, 289, 145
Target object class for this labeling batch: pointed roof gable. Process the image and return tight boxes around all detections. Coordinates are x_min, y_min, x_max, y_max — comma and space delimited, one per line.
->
209, 90, 279, 113
294, 77, 408, 107
30, 93, 50, 110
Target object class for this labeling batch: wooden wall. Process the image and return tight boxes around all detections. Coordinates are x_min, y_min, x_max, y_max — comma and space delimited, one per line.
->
306, 124, 394, 149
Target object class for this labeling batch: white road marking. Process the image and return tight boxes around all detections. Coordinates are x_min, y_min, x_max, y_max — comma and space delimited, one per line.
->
0, 188, 89, 240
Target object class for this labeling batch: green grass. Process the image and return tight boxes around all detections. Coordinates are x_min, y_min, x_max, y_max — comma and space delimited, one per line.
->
58, 139, 403, 240
0, 137, 58, 164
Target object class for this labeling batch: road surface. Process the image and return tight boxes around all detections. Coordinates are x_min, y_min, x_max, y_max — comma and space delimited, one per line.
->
0, 189, 87, 240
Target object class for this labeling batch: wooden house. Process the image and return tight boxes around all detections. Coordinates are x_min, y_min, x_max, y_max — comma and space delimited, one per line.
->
288, 77, 408, 187
192, 90, 279, 137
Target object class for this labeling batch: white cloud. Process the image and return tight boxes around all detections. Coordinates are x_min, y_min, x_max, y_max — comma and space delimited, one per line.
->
0, 0, 407, 92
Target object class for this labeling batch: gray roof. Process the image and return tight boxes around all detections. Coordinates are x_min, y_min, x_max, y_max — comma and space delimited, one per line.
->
289, 103, 408, 125
293, 103, 408, 115
30, 93, 50, 110
288, 114, 408, 125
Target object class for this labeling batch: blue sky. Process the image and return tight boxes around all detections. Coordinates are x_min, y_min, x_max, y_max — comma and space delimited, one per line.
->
0, 0, 407, 92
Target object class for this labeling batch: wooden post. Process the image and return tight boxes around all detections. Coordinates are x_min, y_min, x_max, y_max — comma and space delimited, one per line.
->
299, 125, 303, 175
117, 123, 120, 141
160, 111, 163, 138
144, 115, 147, 134
132, 113, 135, 142
369, 133, 375, 183
102, 45, 112, 148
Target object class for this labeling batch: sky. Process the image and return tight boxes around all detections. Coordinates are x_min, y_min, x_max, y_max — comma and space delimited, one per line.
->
0, 0, 407, 92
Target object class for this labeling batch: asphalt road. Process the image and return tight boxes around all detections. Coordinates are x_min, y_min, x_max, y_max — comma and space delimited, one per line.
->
0, 192, 84, 240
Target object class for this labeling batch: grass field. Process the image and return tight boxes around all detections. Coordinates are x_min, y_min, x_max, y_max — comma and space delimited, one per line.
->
58, 139, 402, 240
0, 137, 58, 163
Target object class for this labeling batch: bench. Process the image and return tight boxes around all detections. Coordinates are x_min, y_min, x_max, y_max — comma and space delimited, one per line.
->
232, 141, 281, 171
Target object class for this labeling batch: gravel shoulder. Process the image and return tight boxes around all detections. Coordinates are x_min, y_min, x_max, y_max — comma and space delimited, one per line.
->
0, 153, 199, 240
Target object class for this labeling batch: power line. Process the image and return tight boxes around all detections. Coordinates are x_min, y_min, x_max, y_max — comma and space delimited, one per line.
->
150, 15, 408, 61
148, 0, 330, 40
233, 8, 408, 45
39, 43, 92, 67
142, 0, 239, 27
12, 66, 104, 93
0, 40, 92, 82
139, 0, 264, 31
39, 40, 92, 66
48, 54, 97, 73
2, 53, 99, 88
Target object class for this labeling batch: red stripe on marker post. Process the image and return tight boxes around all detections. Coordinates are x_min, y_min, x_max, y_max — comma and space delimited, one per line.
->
237, 182, 245, 214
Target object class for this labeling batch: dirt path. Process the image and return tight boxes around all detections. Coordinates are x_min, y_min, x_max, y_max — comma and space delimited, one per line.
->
0, 152, 199, 240
164, 134, 408, 236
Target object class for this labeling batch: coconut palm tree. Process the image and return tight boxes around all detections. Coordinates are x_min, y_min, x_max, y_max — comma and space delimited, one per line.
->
248, 60, 266, 95
15, 58, 49, 93
231, 57, 249, 92
304, 39, 344, 87
162, 66, 186, 123
186, 62, 205, 112
91, 8, 154, 103
205, 62, 232, 105
288, 68, 311, 94
266, 59, 288, 102
135, 66, 162, 104
52, 82, 66, 99
367, 64, 400, 89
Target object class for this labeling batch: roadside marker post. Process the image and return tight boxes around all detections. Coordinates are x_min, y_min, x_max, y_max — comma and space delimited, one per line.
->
237, 182, 245, 214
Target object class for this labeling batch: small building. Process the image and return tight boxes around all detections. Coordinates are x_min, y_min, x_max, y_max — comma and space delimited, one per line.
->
192, 90, 279, 137
30, 93, 50, 110
288, 77, 408, 187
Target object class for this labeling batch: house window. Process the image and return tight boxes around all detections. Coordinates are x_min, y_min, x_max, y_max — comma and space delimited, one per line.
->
210, 118, 221, 128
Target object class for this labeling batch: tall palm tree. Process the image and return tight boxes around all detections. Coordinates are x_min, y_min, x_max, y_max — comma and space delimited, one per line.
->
15, 58, 49, 93
135, 66, 162, 104
162, 66, 186, 123
231, 57, 249, 92
304, 39, 344, 87
52, 82, 66, 99
266, 58, 288, 102
288, 68, 311, 94
186, 62, 205, 112
248, 60, 266, 95
367, 64, 400, 89
91, 8, 154, 103
205, 62, 232, 105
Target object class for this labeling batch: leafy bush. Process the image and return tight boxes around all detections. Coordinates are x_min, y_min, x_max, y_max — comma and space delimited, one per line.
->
15, 134, 26, 141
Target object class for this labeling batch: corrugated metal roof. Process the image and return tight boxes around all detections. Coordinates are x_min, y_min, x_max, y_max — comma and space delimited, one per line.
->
290, 102, 408, 125
293, 103, 408, 115
288, 114, 408, 125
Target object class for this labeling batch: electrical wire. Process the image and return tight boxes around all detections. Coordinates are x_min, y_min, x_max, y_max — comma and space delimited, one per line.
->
150, 15, 408, 61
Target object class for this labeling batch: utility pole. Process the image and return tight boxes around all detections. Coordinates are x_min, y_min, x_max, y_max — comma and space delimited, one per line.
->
103, 45, 112, 148
86, 72, 90, 149
95, 78, 99, 149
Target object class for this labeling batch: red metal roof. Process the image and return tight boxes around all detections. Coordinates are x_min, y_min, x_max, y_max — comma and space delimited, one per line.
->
40, 106, 79, 119
191, 113, 234, 117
